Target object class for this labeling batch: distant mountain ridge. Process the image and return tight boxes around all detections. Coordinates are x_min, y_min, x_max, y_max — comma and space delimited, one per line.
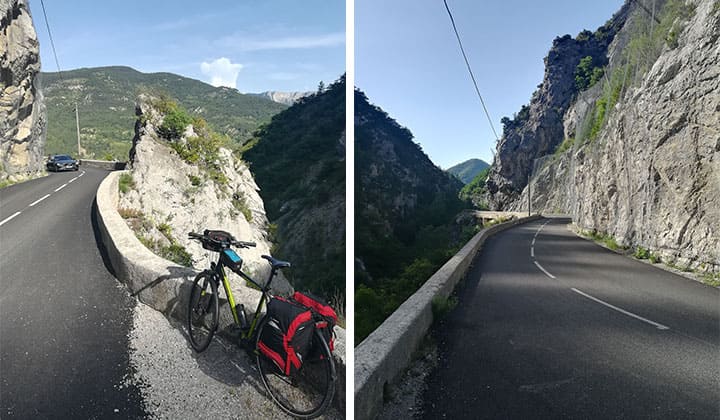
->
447, 158, 490, 184
39, 66, 286, 159
250, 91, 313, 106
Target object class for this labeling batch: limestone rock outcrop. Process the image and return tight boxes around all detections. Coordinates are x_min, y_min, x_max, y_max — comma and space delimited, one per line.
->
0, 0, 45, 180
491, 0, 720, 271
120, 95, 291, 294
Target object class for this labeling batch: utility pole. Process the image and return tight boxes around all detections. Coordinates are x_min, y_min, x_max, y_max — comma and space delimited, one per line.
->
75, 103, 81, 157
528, 172, 531, 217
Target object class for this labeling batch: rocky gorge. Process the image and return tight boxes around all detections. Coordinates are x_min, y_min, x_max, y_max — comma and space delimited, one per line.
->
0, 0, 45, 182
486, 0, 719, 273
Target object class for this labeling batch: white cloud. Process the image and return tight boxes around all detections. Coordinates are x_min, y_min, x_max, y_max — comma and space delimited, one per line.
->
200, 57, 243, 88
218, 32, 345, 52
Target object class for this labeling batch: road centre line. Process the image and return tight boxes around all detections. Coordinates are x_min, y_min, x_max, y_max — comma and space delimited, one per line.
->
571, 288, 670, 330
0, 211, 21, 227
534, 261, 556, 279
54, 183, 68, 192
29, 194, 51, 207
531, 247, 535, 257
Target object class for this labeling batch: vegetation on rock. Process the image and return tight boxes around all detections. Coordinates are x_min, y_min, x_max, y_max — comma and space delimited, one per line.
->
244, 75, 346, 304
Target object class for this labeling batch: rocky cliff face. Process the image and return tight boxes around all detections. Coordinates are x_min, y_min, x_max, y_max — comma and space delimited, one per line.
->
492, 0, 720, 271
486, 2, 631, 208
119, 95, 290, 294
0, 0, 45, 180
251, 90, 312, 106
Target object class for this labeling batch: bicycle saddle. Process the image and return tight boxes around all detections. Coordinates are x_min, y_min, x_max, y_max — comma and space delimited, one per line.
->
261, 255, 291, 269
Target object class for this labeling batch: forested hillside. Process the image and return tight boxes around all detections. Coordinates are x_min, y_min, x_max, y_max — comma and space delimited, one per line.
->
244, 76, 346, 307
40, 66, 285, 159
355, 88, 472, 342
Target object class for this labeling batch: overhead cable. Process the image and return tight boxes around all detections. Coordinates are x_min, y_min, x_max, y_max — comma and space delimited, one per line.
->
442, 0, 499, 141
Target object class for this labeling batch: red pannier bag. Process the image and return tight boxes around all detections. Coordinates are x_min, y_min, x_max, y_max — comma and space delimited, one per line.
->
257, 297, 314, 376
292, 291, 337, 352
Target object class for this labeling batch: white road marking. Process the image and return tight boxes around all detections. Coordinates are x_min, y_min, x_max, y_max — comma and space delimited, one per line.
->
571, 287, 670, 330
29, 194, 51, 207
531, 247, 535, 257
534, 261, 556, 279
54, 183, 68, 192
0, 211, 21, 227
68, 176, 78, 183
532, 237, 536, 246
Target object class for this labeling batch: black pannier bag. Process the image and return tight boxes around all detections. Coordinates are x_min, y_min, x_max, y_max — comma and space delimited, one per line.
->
292, 291, 337, 352
258, 297, 314, 376
202, 229, 233, 251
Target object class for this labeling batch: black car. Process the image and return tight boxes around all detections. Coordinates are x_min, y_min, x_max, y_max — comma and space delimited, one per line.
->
46, 155, 79, 172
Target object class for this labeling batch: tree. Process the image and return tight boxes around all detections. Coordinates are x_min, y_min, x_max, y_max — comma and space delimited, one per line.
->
317, 81, 325, 93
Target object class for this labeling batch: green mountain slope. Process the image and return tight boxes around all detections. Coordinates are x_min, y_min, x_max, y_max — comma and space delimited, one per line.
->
447, 158, 490, 184
244, 76, 345, 306
355, 88, 470, 343
40, 66, 286, 159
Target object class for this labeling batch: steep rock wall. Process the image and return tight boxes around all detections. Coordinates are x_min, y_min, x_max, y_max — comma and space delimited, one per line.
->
485, 2, 631, 208
0, 0, 45, 179
511, 0, 720, 271
120, 95, 291, 294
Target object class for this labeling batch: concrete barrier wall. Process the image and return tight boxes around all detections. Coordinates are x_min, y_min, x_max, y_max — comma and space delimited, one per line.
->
95, 171, 346, 409
81, 159, 127, 170
354, 215, 541, 419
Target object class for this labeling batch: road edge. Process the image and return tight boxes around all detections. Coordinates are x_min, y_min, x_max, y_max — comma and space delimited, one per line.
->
354, 214, 541, 420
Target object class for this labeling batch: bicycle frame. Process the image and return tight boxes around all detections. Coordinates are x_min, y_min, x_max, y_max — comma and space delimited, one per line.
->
210, 256, 277, 341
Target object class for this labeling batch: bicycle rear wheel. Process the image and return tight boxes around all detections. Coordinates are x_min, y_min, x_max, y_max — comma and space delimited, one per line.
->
187, 271, 219, 352
256, 318, 336, 419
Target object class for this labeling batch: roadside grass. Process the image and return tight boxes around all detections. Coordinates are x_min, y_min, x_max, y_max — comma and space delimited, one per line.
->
431, 295, 458, 320
118, 173, 135, 194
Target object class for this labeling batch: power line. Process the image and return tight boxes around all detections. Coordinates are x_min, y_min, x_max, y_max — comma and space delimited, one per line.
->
39, 0, 63, 79
442, 0, 499, 142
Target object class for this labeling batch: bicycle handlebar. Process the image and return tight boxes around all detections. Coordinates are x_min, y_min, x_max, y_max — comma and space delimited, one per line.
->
187, 232, 256, 249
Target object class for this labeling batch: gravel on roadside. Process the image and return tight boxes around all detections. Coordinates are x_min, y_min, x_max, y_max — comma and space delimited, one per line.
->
126, 302, 342, 419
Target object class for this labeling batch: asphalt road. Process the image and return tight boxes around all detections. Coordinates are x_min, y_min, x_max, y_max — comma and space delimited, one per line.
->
0, 168, 147, 419
421, 217, 719, 419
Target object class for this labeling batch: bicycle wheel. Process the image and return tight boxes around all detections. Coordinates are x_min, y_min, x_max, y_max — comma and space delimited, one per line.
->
256, 318, 336, 419
187, 271, 219, 352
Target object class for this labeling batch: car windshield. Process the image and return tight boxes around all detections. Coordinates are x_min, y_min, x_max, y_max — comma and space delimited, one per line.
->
55, 155, 72, 160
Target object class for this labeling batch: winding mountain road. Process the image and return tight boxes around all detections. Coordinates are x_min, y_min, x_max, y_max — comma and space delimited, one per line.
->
0, 168, 146, 418
422, 217, 719, 419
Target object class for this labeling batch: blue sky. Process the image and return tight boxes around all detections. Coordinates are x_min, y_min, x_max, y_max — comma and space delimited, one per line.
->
32, 0, 345, 93
356, 0, 625, 168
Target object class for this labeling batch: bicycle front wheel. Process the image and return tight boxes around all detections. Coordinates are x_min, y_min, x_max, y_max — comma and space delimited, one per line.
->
256, 318, 336, 419
187, 271, 219, 352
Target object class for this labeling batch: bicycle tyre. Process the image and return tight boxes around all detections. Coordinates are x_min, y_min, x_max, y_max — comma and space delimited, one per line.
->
187, 271, 219, 352
255, 317, 336, 419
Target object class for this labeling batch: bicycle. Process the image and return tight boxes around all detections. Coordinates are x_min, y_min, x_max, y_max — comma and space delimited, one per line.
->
186, 230, 336, 419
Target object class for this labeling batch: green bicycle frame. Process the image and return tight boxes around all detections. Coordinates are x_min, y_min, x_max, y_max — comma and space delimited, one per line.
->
216, 263, 271, 341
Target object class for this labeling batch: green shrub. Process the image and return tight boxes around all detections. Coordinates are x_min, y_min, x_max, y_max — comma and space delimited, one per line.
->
555, 137, 575, 155
634, 247, 650, 259
158, 222, 172, 238
232, 191, 252, 222
432, 296, 458, 319
118, 173, 135, 193
159, 244, 193, 267
118, 207, 143, 219
649, 253, 662, 264
575, 56, 604, 91
701, 272, 720, 287
157, 100, 193, 140
188, 174, 202, 186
